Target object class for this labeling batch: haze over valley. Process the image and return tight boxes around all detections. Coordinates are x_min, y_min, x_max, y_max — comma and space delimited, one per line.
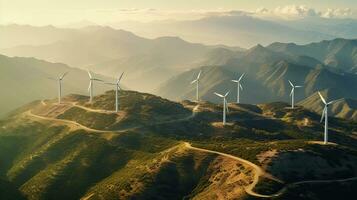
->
1, 1, 357, 199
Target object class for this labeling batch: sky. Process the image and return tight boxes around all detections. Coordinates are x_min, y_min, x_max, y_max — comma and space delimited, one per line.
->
1, 0, 357, 25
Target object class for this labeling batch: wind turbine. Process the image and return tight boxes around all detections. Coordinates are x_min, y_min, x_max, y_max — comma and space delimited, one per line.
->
48, 72, 68, 104
191, 70, 202, 102
105, 72, 124, 112
318, 92, 341, 144
214, 91, 230, 125
87, 70, 103, 102
288, 80, 303, 109
231, 73, 245, 103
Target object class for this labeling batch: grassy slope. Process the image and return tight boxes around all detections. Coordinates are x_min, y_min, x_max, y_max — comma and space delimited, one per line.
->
0, 91, 357, 199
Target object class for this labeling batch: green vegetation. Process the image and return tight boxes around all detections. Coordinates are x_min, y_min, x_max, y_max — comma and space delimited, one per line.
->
274, 179, 357, 200
253, 177, 284, 195
0, 90, 357, 199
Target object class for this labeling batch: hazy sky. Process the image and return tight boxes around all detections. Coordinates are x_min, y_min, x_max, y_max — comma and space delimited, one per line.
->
1, 0, 357, 25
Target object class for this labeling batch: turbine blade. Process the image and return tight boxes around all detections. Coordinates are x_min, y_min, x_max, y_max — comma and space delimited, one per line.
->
88, 81, 92, 92
238, 73, 245, 81
197, 70, 202, 80
60, 71, 69, 79
104, 82, 115, 85
320, 107, 326, 122
288, 80, 294, 87
225, 99, 229, 113
87, 70, 92, 78
290, 88, 294, 96
318, 91, 327, 104
327, 98, 343, 105
214, 92, 224, 98
191, 79, 197, 84
295, 85, 303, 88
231, 80, 239, 83
117, 72, 124, 83
93, 78, 103, 82
224, 91, 230, 97
239, 84, 243, 91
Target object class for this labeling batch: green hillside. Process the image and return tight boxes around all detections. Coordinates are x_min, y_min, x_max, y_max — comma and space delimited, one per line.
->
0, 54, 112, 118
156, 45, 357, 107
267, 38, 357, 73
0, 90, 357, 199
299, 89, 357, 121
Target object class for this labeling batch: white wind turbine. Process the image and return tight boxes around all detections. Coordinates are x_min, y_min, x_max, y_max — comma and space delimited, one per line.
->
87, 70, 103, 102
191, 70, 202, 102
318, 92, 341, 144
48, 72, 69, 104
288, 80, 303, 109
105, 72, 124, 112
214, 91, 230, 125
231, 73, 245, 103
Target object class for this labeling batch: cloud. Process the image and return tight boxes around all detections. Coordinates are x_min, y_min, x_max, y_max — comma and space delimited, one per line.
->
321, 8, 354, 18
82, 6, 357, 23
274, 5, 319, 17
255, 5, 356, 19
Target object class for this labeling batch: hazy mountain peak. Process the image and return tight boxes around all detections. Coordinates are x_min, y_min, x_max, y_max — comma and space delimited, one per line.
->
153, 36, 191, 44
245, 44, 279, 60
248, 44, 269, 52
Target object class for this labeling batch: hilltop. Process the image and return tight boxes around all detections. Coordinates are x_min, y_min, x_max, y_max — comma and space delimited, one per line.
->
299, 89, 357, 121
0, 90, 357, 199
0, 54, 111, 117
156, 44, 357, 108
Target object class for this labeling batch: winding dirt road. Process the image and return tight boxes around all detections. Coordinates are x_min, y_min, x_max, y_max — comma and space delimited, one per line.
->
27, 101, 357, 199
184, 142, 280, 198
27, 111, 116, 133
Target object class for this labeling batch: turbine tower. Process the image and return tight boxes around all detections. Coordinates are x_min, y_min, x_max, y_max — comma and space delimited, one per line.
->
318, 92, 341, 144
87, 70, 103, 102
105, 72, 124, 112
288, 80, 303, 109
191, 70, 202, 102
48, 72, 68, 104
214, 91, 230, 125
231, 73, 245, 103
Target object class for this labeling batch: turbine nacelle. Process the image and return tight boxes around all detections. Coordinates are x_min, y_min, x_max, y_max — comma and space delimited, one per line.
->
191, 70, 202, 102
318, 91, 343, 144
48, 71, 69, 81
48, 72, 69, 104
215, 91, 230, 125
191, 70, 202, 84
232, 73, 245, 103
288, 80, 303, 96
87, 70, 103, 102
105, 72, 124, 112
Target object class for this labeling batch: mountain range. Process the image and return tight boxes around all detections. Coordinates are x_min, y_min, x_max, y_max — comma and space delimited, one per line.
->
0, 25, 242, 92
111, 13, 357, 48
267, 38, 357, 73
1, 25, 357, 121
156, 41, 357, 108
0, 54, 111, 117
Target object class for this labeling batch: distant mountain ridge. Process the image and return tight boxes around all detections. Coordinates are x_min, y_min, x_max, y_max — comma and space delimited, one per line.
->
267, 38, 357, 73
156, 44, 357, 113
111, 14, 338, 48
299, 89, 357, 121
0, 25, 243, 92
0, 54, 111, 117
